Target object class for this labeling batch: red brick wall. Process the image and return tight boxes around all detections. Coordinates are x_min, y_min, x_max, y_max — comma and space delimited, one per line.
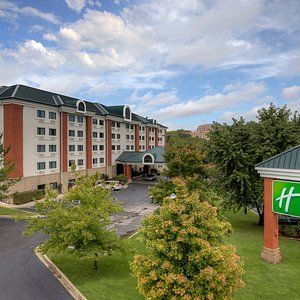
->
106, 119, 112, 166
124, 164, 132, 180
155, 128, 158, 147
146, 127, 150, 150
86, 116, 92, 169
3, 104, 23, 178
60, 112, 68, 172
135, 124, 139, 151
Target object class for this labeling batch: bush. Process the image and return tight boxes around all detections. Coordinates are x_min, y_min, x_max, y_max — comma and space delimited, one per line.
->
132, 178, 245, 299
280, 223, 300, 239
112, 174, 128, 185
13, 189, 44, 205
149, 179, 175, 205
101, 173, 109, 181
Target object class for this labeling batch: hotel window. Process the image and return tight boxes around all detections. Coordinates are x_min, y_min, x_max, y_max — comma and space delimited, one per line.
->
131, 135, 134, 140
142, 136, 145, 140
37, 145, 45, 153
99, 120, 104, 126
93, 145, 98, 151
139, 136, 141, 141
93, 158, 98, 165
37, 162, 46, 170
37, 127, 45, 135
69, 160, 75, 167
78, 159, 84, 166
49, 112, 56, 120
77, 101, 85, 112
126, 124, 130, 129
69, 130, 75, 137
139, 145, 141, 150
77, 145, 84, 152
112, 133, 116, 139
142, 145, 145, 150
37, 110, 45, 118
93, 118, 97, 125
117, 145, 121, 150
49, 128, 56, 136
77, 116, 84, 123
117, 134, 121, 139
126, 134, 130, 139
131, 125, 134, 130
49, 161, 57, 169
112, 145, 115, 151
69, 115, 76, 122
116, 122, 120, 128
131, 145, 134, 150
99, 145, 104, 151
99, 132, 104, 138
126, 145, 130, 150
100, 158, 104, 163
49, 145, 57, 152
112, 121, 116, 127
69, 145, 75, 152
50, 182, 58, 189
77, 130, 83, 137
93, 132, 97, 138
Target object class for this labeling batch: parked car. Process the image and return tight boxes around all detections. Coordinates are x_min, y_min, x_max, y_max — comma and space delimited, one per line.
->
98, 180, 125, 191
145, 174, 157, 181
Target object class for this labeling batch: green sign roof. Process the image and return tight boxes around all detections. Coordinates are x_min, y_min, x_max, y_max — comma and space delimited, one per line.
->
255, 145, 300, 170
116, 146, 165, 164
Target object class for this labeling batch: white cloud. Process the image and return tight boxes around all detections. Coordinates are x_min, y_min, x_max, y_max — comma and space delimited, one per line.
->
59, 27, 81, 41
282, 85, 300, 100
65, 0, 86, 12
43, 33, 58, 42
156, 82, 266, 118
131, 90, 179, 107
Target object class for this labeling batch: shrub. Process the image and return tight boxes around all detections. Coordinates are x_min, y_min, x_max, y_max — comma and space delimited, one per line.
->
113, 174, 128, 185
280, 223, 300, 239
13, 189, 44, 205
132, 179, 245, 299
101, 173, 109, 181
149, 179, 175, 205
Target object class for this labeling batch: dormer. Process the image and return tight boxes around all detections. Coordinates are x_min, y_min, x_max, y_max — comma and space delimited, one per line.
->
123, 104, 132, 121
76, 100, 86, 113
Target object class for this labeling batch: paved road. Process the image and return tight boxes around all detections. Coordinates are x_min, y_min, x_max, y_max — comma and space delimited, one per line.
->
0, 218, 72, 300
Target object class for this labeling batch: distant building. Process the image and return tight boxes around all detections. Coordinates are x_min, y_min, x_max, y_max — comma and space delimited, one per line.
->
192, 124, 212, 140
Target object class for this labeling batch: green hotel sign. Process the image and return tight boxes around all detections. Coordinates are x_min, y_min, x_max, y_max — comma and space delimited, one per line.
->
273, 180, 300, 218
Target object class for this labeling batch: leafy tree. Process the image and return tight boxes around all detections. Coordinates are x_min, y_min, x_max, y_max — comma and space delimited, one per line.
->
149, 179, 176, 205
20, 174, 123, 270
207, 104, 300, 225
132, 179, 244, 299
164, 135, 210, 178
0, 133, 19, 201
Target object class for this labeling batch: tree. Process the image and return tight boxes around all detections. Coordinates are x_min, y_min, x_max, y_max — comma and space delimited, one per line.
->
149, 179, 176, 205
0, 133, 19, 201
207, 104, 300, 225
20, 174, 123, 270
132, 179, 244, 299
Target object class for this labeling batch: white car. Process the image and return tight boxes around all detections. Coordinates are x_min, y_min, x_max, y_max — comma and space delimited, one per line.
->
98, 180, 124, 191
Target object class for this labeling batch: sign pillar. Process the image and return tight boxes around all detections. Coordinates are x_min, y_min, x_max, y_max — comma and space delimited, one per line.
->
261, 178, 281, 264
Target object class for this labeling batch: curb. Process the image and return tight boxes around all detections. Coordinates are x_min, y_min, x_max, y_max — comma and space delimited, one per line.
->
34, 247, 87, 300
0, 215, 14, 219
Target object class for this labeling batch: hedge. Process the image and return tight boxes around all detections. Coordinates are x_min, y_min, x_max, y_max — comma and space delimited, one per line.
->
13, 189, 44, 205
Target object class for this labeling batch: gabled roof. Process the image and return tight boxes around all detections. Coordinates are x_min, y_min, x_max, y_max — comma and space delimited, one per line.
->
255, 145, 300, 170
101, 105, 124, 118
116, 146, 165, 163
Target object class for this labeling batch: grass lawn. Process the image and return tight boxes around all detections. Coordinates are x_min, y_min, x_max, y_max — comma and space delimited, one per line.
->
48, 211, 300, 300
0, 206, 28, 215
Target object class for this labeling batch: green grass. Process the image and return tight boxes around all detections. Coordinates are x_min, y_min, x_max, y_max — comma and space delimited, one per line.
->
48, 211, 300, 300
0, 206, 28, 215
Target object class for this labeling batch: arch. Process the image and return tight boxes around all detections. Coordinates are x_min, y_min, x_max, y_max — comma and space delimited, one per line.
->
76, 100, 86, 113
142, 153, 155, 165
123, 104, 131, 121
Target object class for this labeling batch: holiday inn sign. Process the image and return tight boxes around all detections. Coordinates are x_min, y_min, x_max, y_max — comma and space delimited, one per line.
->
273, 180, 300, 218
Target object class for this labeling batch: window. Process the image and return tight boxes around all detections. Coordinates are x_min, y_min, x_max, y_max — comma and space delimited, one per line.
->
131, 145, 134, 150
77, 131, 83, 137
69, 115, 76, 122
99, 120, 104, 126
77, 145, 84, 152
77, 159, 84, 166
139, 136, 141, 141
99, 132, 104, 138
142, 127, 145, 131
117, 134, 121, 139
49, 145, 57, 152
142, 145, 145, 150
69, 130, 75, 137
99, 145, 104, 151
37, 127, 45, 135
112, 133, 116, 139
100, 158, 104, 163
125, 107, 131, 120
77, 116, 84, 123
131, 125, 134, 130
49, 128, 56, 136
37, 110, 45, 118
93, 118, 97, 125
117, 145, 121, 150
50, 182, 58, 189
126, 124, 130, 129
126, 145, 130, 150
116, 122, 120, 128
37, 184, 46, 190
112, 121, 116, 127
142, 136, 145, 141
143, 154, 153, 163
112, 145, 115, 151
49, 161, 57, 169
77, 101, 85, 112
126, 134, 130, 139
37, 145, 45, 153
69, 160, 75, 167
93, 132, 98, 138
93, 158, 98, 165
131, 135, 134, 140
49, 112, 56, 119
69, 145, 75, 152
37, 162, 46, 170
93, 145, 98, 151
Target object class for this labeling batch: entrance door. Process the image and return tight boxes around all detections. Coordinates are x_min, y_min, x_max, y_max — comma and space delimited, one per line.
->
117, 163, 124, 175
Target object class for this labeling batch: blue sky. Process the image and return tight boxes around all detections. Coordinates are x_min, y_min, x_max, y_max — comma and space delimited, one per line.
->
0, 0, 300, 130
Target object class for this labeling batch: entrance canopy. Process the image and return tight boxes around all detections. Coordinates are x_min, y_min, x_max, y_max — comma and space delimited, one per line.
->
116, 146, 165, 165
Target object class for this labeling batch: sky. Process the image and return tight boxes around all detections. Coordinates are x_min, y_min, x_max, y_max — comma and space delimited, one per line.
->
0, 0, 299, 130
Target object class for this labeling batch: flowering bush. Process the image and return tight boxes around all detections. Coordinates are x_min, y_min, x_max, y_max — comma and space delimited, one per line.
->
132, 179, 245, 299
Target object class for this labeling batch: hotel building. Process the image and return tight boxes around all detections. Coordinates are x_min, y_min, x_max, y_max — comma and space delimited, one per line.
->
0, 84, 167, 196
